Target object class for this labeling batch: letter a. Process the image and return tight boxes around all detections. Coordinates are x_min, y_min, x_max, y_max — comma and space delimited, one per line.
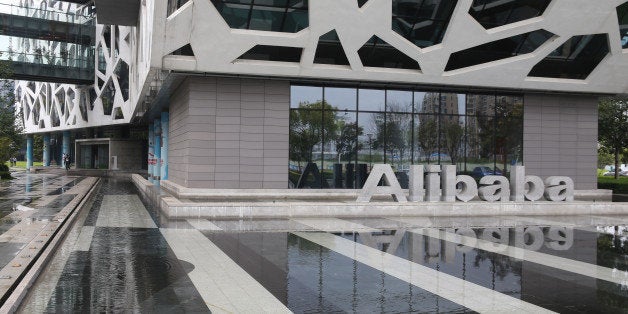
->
544, 176, 574, 202
357, 164, 407, 203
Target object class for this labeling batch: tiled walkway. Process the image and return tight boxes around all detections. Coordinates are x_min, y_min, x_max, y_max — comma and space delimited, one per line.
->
14, 178, 628, 313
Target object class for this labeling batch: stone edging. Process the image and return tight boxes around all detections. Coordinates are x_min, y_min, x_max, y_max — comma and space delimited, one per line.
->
0, 177, 101, 313
132, 175, 626, 219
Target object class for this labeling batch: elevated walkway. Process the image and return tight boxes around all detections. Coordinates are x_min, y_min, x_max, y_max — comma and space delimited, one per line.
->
0, 12, 94, 45
6, 53, 93, 84
0, 3, 95, 84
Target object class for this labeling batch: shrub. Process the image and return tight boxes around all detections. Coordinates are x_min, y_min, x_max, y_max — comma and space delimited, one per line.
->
598, 176, 628, 194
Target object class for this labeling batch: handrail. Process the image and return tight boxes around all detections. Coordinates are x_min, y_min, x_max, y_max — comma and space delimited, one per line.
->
0, 2, 94, 25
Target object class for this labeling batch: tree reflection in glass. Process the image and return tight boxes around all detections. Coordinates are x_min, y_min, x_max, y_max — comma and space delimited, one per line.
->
289, 101, 338, 188
495, 96, 523, 174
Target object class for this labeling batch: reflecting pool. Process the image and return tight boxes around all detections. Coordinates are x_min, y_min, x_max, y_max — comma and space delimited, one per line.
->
15, 178, 628, 313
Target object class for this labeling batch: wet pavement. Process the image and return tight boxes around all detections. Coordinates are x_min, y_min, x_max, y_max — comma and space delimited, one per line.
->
12, 177, 628, 313
0, 171, 87, 271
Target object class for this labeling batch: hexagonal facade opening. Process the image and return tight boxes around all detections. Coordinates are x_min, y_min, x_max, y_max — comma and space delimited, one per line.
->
469, 0, 552, 29
211, 0, 308, 33
392, 0, 458, 48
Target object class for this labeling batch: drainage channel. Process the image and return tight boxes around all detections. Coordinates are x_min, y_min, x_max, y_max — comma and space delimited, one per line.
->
0, 177, 100, 312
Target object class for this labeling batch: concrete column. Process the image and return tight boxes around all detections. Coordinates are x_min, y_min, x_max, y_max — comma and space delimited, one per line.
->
148, 123, 154, 182
43, 134, 51, 167
160, 112, 169, 180
26, 135, 33, 171
62, 131, 70, 168
154, 118, 162, 180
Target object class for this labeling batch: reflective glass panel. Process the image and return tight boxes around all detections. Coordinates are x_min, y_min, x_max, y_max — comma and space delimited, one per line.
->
328, 112, 359, 188
289, 108, 324, 188
237, 45, 302, 62
291, 86, 322, 109
386, 90, 413, 113
212, 0, 309, 33
469, 0, 551, 29
528, 34, 610, 80
495, 95, 523, 173
445, 30, 554, 71
314, 30, 350, 65
440, 114, 465, 168
618, 2, 628, 49
392, 0, 458, 48
290, 86, 523, 188
325, 87, 357, 111
358, 89, 385, 112
358, 36, 421, 70
414, 114, 439, 164
358, 112, 385, 172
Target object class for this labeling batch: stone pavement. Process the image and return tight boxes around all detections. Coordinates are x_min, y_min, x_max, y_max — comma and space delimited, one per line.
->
0, 174, 97, 308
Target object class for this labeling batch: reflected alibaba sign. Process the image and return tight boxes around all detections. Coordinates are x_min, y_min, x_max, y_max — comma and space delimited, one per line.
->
357, 165, 574, 203
453, 226, 574, 252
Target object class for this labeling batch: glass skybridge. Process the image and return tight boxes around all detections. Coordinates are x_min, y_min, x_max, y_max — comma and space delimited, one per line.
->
0, 2, 95, 84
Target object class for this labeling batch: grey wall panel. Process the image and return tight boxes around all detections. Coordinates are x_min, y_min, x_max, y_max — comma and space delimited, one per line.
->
168, 77, 289, 189
523, 94, 598, 189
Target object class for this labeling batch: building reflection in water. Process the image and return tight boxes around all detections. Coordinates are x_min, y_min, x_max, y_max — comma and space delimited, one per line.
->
207, 224, 628, 312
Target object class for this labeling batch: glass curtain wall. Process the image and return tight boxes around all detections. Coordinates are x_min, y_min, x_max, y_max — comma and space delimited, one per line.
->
289, 85, 523, 189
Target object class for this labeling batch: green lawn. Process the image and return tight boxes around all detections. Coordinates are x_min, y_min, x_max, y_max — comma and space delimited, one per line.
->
598, 175, 628, 194
5, 161, 43, 168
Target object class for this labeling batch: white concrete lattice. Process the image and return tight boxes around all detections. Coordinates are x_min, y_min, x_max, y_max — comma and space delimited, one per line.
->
14, 0, 133, 133
18, 0, 628, 134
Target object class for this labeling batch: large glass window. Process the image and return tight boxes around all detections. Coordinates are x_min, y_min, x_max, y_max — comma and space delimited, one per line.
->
392, 0, 458, 48
211, 0, 309, 33
528, 34, 610, 80
618, 2, 628, 49
290, 86, 524, 189
445, 30, 554, 71
469, 0, 552, 29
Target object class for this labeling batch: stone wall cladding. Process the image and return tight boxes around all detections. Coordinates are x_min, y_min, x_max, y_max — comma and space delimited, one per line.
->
168, 77, 289, 189
110, 140, 144, 170
523, 94, 598, 189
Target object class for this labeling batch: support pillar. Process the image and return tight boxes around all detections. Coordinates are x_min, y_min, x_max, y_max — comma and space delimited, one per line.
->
153, 118, 161, 181
26, 135, 33, 171
160, 112, 169, 181
43, 134, 51, 167
148, 123, 154, 182
62, 131, 70, 168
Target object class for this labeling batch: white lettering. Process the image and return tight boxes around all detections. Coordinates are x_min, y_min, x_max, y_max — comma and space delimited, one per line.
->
357, 164, 407, 203
355, 165, 576, 203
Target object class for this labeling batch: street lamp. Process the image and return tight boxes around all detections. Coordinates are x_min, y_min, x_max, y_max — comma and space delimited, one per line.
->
367, 133, 373, 170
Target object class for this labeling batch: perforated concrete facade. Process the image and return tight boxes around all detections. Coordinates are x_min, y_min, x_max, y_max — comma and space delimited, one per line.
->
523, 94, 598, 190
169, 77, 289, 189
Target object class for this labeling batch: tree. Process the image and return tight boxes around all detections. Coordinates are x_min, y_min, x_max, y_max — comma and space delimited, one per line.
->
417, 118, 438, 164
335, 121, 363, 162
495, 99, 523, 171
369, 103, 412, 168
599, 97, 628, 179
442, 120, 464, 165
289, 101, 338, 168
0, 57, 22, 166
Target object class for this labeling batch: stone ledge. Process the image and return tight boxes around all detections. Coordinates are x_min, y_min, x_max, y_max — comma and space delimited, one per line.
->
575, 189, 612, 202
159, 179, 613, 202
156, 199, 627, 219
160, 179, 361, 201
133, 178, 625, 219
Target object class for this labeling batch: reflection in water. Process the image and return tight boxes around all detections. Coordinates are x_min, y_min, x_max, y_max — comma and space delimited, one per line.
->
25, 174, 32, 193
207, 224, 628, 313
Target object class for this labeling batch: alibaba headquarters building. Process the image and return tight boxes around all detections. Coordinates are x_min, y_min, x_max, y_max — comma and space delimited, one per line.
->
17, 0, 628, 192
